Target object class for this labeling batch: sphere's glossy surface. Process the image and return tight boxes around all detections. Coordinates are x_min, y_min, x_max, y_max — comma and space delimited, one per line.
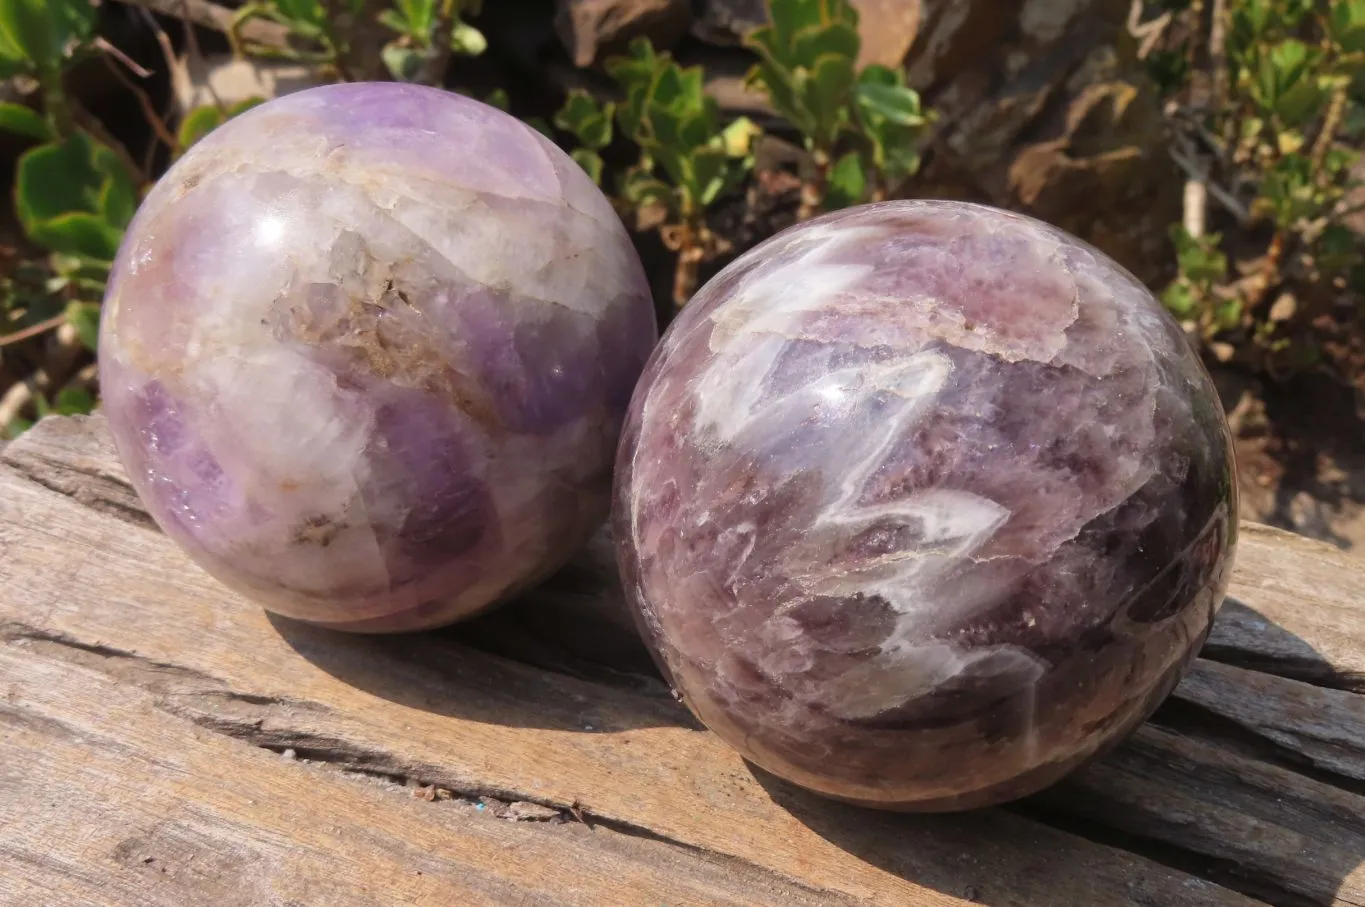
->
100, 82, 656, 632
614, 201, 1237, 811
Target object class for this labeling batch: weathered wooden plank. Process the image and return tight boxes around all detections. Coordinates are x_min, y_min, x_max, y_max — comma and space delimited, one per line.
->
1036, 723, 1365, 907
1, 648, 838, 907
4, 413, 1358, 906
1210, 524, 1365, 691
0, 426, 1261, 907
1172, 659, 1365, 784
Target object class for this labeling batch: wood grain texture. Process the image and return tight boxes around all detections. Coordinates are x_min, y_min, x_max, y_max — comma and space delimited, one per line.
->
2, 414, 1363, 906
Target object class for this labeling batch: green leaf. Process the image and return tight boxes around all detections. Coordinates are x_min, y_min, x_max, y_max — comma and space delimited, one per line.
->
0, 0, 56, 68
717, 116, 761, 158
1333, 0, 1365, 53
16, 133, 133, 259
177, 105, 225, 152
691, 147, 748, 207
227, 96, 266, 117
824, 151, 865, 209
483, 88, 509, 111
49, 0, 97, 45
16, 134, 101, 225
394, 0, 435, 36
856, 63, 899, 88
1161, 280, 1198, 318
179, 97, 264, 152
63, 300, 98, 351
381, 41, 431, 81
768, 0, 857, 51
791, 20, 859, 69
1258, 152, 1319, 228
27, 211, 122, 260
570, 148, 604, 185
0, 101, 50, 140
619, 167, 676, 212
274, 0, 325, 29
555, 90, 614, 149
88, 140, 136, 229
748, 59, 812, 135
767, 0, 825, 48
1214, 297, 1243, 331
884, 133, 925, 182
449, 20, 486, 55
803, 52, 857, 150
377, 8, 412, 35
0, 20, 28, 79
855, 80, 926, 126
1253, 39, 1324, 123
1325, 146, 1360, 178
1171, 226, 1227, 287
605, 36, 660, 90
53, 384, 95, 416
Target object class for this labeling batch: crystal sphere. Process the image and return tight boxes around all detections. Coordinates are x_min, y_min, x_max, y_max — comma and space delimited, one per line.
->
99, 82, 656, 632
613, 200, 1237, 810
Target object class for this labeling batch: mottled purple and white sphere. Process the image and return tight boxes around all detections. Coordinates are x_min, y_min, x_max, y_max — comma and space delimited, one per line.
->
99, 83, 656, 632
614, 201, 1237, 811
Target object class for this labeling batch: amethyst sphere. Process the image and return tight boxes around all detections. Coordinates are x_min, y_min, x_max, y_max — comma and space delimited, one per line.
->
614, 201, 1237, 811
99, 83, 656, 632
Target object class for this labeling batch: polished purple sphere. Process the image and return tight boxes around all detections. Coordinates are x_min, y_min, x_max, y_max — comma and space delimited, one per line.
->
99, 82, 656, 632
614, 201, 1237, 811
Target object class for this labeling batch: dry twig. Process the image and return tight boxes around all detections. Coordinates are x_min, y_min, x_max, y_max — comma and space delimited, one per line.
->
71, 98, 146, 183
0, 315, 64, 349
1127, 0, 1173, 60
97, 44, 180, 155
1168, 132, 1250, 226
109, 0, 291, 50
132, 5, 187, 173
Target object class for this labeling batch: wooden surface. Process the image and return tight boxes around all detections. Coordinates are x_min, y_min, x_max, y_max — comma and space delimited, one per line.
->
1, 415, 1363, 907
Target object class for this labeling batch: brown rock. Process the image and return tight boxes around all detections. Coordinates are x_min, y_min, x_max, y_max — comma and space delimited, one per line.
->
905, 0, 1180, 286
692, 0, 922, 67
851, 0, 923, 68
556, 0, 693, 67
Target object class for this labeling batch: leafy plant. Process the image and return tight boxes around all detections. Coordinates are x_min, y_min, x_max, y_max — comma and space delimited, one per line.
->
230, 0, 485, 83
0, 0, 129, 432
744, 0, 932, 218
554, 89, 615, 186
1163, 226, 1241, 341
176, 97, 268, 155
230, 0, 364, 79
16, 130, 134, 264
1154, 0, 1365, 380
851, 64, 933, 202
379, 0, 485, 83
562, 38, 758, 306
0, 0, 98, 135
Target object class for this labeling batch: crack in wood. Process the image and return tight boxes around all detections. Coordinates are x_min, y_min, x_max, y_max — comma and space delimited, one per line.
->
2, 621, 227, 687
162, 701, 868, 906
1, 446, 156, 531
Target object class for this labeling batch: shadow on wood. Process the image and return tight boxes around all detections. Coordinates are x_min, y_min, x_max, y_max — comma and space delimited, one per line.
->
2, 414, 1364, 906
725, 592, 1365, 907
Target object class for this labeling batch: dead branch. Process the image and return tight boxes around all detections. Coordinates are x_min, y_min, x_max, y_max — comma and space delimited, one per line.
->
109, 0, 291, 51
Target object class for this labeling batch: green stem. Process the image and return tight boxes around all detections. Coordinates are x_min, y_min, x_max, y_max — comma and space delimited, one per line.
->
39, 65, 75, 138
